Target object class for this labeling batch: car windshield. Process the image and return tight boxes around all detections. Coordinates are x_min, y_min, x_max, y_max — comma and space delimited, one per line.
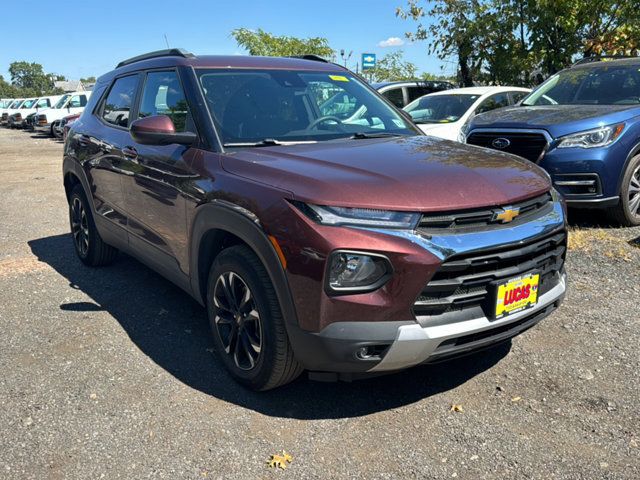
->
10, 100, 23, 108
404, 94, 479, 123
54, 94, 70, 109
197, 69, 416, 145
523, 64, 640, 106
21, 99, 36, 108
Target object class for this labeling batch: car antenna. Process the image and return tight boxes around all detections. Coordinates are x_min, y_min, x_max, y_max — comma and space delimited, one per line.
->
164, 34, 170, 49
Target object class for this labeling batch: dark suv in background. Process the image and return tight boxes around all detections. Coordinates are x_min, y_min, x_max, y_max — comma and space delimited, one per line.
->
373, 80, 456, 108
467, 57, 640, 225
63, 49, 567, 390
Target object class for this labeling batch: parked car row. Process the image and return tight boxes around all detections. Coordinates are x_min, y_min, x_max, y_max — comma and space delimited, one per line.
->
0, 91, 91, 138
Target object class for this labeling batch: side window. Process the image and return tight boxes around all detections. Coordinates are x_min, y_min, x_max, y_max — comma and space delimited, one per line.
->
476, 92, 510, 114
138, 71, 189, 132
69, 95, 88, 108
36, 99, 49, 108
407, 86, 433, 103
382, 87, 404, 108
101, 75, 139, 128
510, 91, 528, 104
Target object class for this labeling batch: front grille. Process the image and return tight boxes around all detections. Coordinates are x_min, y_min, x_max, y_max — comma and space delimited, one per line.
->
419, 192, 552, 232
467, 131, 548, 162
413, 230, 566, 322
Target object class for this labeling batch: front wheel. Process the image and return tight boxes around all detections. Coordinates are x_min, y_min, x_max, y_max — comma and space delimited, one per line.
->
608, 154, 640, 226
206, 245, 302, 391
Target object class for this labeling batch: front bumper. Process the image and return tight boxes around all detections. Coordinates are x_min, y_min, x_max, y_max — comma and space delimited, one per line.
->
287, 201, 567, 374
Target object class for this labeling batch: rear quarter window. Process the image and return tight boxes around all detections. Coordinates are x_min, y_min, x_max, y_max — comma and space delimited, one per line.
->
100, 75, 139, 128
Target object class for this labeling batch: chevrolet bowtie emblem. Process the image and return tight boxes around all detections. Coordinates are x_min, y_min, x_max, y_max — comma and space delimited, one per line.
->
493, 207, 520, 223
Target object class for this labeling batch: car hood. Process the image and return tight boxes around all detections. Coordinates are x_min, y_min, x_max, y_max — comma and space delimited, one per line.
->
221, 136, 550, 212
471, 104, 640, 138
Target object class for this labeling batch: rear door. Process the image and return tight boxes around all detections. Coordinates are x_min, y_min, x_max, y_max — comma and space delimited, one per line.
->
121, 69, 199, 277
80, 74, 142, 234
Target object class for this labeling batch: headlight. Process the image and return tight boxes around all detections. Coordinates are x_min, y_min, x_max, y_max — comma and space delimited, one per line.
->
301, 203, 420, 229
327, 251, 392, 292
557, 123, 625, 149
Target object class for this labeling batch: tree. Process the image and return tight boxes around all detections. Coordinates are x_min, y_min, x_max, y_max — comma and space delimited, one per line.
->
231, 28, 334, 58
8, 61, 56, 96
397, 0, 487, 86
81, 76, 97, 84
397, 0, 640, 86
367, 51, 418, 82
0, 75, 19, 98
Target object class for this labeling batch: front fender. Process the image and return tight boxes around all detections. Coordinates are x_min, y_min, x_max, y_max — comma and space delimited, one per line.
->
189, 202, 299, 329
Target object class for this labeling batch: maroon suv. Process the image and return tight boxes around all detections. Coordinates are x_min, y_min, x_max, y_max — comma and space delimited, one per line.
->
63, 49, 567, 390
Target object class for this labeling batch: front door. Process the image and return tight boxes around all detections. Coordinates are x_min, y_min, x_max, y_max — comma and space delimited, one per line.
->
121, 70, 199, 278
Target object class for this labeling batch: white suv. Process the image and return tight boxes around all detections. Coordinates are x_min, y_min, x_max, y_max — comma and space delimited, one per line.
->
34, 91, 91, 137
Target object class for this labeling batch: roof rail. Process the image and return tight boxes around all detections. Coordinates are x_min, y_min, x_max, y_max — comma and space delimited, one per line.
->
116, 48, 195, 68
288, 54, 330, 63
572, 55, 639, 67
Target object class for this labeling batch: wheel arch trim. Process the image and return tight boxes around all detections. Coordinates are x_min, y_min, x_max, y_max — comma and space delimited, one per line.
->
189, 203, 299, 329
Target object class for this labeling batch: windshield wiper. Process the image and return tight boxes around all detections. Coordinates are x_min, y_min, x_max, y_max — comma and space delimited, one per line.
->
350, 132, 405, 140
223, 138, 318, 148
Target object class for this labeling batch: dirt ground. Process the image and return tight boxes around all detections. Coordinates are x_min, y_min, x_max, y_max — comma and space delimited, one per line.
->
0, 127, 638, 479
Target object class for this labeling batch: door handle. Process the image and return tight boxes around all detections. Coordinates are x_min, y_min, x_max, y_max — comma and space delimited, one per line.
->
122, 146, 139, 162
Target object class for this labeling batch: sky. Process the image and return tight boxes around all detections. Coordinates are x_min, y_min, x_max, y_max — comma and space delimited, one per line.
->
1, 0, 451, 82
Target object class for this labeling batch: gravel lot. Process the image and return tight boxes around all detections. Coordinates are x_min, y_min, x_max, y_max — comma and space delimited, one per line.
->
0, 127, 638, 479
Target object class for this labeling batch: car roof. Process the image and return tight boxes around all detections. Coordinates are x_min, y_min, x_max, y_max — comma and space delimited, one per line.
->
372, 80, 455, 89
102, 53, 346, 82
427, 86, 530, 96
570, 57, 640, 70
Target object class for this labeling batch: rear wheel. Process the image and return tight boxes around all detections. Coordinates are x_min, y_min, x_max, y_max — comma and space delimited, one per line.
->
69, 184, 118, 266
206, 245, 302, 391
608, 154, 640, 226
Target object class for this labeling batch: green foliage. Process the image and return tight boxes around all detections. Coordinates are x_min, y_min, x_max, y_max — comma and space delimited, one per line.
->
81, 76, 97, 84
397, 0, 640, 86
0, 75, 19, 98
231, 28, 334, 58
8, 61, 58, 96
367, 51, 418, 82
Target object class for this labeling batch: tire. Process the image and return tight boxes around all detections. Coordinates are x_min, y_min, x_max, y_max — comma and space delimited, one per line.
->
68, 184, 118, 266
52, 121, 62, 139
608, 154, 640, 226
206, 245, 302, 391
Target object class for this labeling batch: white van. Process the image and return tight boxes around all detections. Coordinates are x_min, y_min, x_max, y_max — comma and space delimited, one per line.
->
34, 91, 91, 137
7, 95, 62, 128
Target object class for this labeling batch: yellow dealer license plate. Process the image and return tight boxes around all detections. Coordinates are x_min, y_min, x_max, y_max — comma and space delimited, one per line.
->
494, 273, 540, 319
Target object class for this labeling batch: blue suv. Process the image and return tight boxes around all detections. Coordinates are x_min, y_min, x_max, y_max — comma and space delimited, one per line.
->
466, 57, 640, 225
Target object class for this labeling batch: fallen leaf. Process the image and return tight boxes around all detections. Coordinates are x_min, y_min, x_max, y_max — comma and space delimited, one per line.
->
450, 404, 464, 412
268, 451, 293, 470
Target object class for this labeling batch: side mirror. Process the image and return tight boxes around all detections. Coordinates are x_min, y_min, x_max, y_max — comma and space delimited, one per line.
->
129, 115, 196, 146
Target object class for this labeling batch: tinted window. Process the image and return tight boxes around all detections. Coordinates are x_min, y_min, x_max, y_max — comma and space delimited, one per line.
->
524, 65, 640, 106
406, 86, 435, 103
404, 94, 479, 123
139, 71, 189, 132
101, 76, 138, 127
382, 87, 405, 108
510, 91, 528, 104
477, 92, 510, 113
69, 95, 88, 108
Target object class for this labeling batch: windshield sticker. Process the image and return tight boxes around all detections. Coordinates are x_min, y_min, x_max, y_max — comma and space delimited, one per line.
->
329, 75, 349, 82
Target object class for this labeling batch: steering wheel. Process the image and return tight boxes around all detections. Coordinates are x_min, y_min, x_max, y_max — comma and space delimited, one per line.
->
308, 115, 344, 130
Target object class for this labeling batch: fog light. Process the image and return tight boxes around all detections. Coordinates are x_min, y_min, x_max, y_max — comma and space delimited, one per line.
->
327, 251, 391, 292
